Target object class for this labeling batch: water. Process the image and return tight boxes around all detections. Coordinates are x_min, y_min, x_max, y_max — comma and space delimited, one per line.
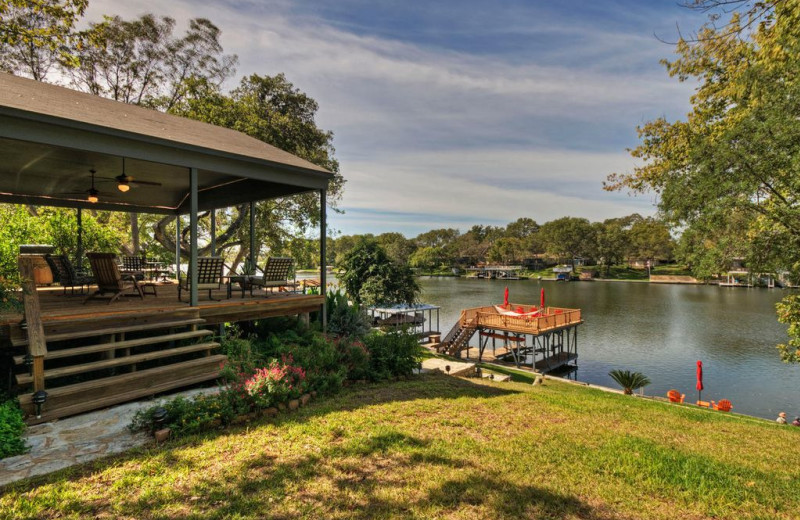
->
419, 277, 800, 420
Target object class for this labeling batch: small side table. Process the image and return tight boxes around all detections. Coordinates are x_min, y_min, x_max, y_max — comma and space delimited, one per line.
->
228, 275, 258, 298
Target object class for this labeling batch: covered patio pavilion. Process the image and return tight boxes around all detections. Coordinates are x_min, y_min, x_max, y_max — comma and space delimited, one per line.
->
0, 73, 331, 421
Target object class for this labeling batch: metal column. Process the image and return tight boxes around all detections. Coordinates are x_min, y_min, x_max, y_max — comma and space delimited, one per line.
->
249, 201, 256, 268
189, 168, 199, 307
320, 189, 327, 330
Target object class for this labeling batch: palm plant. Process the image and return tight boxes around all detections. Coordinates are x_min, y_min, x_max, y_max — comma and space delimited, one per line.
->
608, 369, 651, 395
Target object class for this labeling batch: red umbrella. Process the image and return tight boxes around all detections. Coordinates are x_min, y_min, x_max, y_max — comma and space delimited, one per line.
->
540, 287, 545, 312
503, 286, 509, 307
696, 360, 704, 402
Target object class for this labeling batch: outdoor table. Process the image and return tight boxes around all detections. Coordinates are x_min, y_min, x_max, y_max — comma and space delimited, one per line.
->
228, 274, 258, 298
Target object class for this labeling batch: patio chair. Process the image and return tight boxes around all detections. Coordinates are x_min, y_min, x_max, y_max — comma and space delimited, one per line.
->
712, 399, 733, 412
84, 252, 144, 304
121, 255, 146, 281
666, 389, 685, 403
249, 257, 296, 296
45, 254, 95, 295
178, 256, 225, 301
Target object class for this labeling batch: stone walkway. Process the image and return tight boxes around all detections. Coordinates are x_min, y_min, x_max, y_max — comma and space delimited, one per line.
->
421, 357, 475, 377
0, 387, 217, 488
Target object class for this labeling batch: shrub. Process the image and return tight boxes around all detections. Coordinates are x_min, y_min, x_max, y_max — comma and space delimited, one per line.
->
608, 369, 651, 395
337, 337, 372, 381
0, 399, 28, 459
363, 329, 423, 381
129, 392, 242, 436
244, 357, 307, 408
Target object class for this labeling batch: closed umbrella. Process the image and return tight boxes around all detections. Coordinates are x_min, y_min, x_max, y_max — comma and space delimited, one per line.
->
540, 287, 545, 312
696, 360, 704, 402
503, 286, 509, 307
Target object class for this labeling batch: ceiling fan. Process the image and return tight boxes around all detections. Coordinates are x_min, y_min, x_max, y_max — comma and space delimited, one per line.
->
97, 158, 163, 192
59, 169, 107, 203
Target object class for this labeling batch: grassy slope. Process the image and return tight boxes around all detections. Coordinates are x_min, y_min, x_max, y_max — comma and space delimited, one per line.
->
2, 375, 798, 520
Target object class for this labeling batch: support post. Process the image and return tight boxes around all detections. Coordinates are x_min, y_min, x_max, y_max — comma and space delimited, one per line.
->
210, 208, 216, 256
175, 215, 181, 282
190, 168, 199, 307
76, 208, 83, 270
249, 201, 256, 268
18, 257, 47, 392
320, 189, 327, 330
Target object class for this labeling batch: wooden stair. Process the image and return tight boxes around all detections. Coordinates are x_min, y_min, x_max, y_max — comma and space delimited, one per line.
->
441, 320, 477, 357
13, 308, 224, 423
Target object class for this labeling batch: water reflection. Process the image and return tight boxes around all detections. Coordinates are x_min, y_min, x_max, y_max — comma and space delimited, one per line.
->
419, 277, 798, 420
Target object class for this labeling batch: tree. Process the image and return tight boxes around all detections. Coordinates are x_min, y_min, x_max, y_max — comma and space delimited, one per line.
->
592, 219, 630, 275
339, 239, 419, 307
538, 217, 596, 264
414, 228, 460, 249
0, 0, 87, 79
608, 369, 651, 395
408, 246, 441, 271
605, 3, 800, 361
486, 237, 524, 264
376, 232, 417, 265
628, 218, 674, 264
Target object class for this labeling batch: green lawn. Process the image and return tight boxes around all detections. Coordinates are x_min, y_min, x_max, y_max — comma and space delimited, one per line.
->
2, 375, 798, 519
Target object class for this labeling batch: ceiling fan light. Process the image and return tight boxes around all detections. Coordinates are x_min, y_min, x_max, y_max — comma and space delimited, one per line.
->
117, 181, 130, 192
87, 194, 99, 203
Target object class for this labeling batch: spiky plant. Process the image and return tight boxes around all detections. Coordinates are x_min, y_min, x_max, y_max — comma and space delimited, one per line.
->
608, 369, 651, 395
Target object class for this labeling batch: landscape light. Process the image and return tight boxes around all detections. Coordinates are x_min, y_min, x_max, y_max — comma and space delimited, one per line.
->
32, 390, 47, 419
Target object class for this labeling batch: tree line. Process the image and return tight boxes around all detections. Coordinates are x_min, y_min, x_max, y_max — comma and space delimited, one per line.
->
324, 215, 674, 273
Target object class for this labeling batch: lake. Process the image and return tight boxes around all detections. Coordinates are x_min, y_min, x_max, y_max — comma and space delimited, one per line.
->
418, 277, 799, 420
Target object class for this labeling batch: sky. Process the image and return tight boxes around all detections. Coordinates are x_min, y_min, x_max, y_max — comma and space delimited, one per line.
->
88, 0, 709, 238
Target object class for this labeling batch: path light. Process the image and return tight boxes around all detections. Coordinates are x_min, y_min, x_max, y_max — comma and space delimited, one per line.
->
475, 366, 482, 378
32, 390, 47, 418
445, 365, 451, 374
152, 407, 168, 430
489, 373, 495, 380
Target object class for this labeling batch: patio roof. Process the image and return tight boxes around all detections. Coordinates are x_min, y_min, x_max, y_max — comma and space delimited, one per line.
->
0, 73, 332, 214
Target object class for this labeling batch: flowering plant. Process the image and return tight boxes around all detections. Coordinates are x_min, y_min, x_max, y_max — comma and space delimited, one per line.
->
244, 356, 307, 408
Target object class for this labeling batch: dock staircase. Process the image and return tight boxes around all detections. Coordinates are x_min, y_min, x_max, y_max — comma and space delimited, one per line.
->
440, 319, 477, 357
11, 308, 223, 424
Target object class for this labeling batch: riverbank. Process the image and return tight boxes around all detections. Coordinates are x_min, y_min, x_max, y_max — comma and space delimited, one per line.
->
2, 374, 797, 519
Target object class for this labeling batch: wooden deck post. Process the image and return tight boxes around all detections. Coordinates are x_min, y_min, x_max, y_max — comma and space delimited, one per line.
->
18, 256, 47, 392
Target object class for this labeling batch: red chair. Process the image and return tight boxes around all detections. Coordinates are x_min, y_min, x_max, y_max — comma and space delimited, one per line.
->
713, 399, 733, 412
667, 390, 685, 403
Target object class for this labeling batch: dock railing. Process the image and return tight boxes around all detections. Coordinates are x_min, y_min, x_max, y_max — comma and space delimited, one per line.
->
459, 303, 581, 335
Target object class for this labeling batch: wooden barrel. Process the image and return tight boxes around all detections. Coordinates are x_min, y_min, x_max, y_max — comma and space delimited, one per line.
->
32, 256, 53, 285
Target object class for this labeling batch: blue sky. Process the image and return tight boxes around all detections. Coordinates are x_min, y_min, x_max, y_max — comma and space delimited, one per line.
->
91, 0, 707, 237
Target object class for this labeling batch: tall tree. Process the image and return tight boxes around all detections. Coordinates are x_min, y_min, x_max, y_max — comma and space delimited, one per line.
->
605, 2, 800, 361
0, 0, 87, 79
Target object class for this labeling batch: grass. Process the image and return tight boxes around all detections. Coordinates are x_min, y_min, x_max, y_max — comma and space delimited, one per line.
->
2, 374, 798, 519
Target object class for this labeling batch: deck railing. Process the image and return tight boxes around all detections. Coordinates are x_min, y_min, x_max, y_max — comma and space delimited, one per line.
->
459, 303, 581, 334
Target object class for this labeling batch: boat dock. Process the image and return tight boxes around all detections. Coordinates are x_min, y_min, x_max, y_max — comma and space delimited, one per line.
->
465, 266, 522, 280
439, 303, 583, 373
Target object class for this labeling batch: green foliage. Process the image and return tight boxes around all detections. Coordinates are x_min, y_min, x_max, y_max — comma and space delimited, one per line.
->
363, 329, 423, 381
339, 239, 419, 307
244, 358, 307, 408
0, 399, 27, 459
608, 369, 652, 395
129, 393, 239, 437
776, 295, 800, 363
326, 288, 372, 339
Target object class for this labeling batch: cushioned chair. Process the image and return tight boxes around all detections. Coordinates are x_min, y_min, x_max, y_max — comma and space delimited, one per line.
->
45, 254, 94, 295
84, 252, 143, 304
249, 257, 296, 296
178, 256, 225, 301
667, 389, 685, 403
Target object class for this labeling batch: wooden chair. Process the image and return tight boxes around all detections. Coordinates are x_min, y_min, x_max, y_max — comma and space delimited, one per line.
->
84, 252, 143, 304
666, 389, 685, 403
250, 257, 296, 296
712, 399, 733, 412
45, 254, 94, 295
178, 256, 225, 301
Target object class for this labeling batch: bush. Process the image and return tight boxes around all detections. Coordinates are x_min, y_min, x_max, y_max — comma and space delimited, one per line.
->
363, 329, 423, 381
327, 289, 371, 339
244, 357, 307, 408
0, 399, 27, 459
129, 392, 240, 437
337, 337, 372, 381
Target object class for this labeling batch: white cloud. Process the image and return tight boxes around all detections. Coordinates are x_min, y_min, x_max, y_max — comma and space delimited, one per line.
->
86, 0, 687, 235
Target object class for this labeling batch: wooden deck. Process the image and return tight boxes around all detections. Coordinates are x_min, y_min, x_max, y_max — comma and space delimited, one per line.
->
0, 282, 324, 341
458, 303, 582, 335
3, 273, 324, 423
